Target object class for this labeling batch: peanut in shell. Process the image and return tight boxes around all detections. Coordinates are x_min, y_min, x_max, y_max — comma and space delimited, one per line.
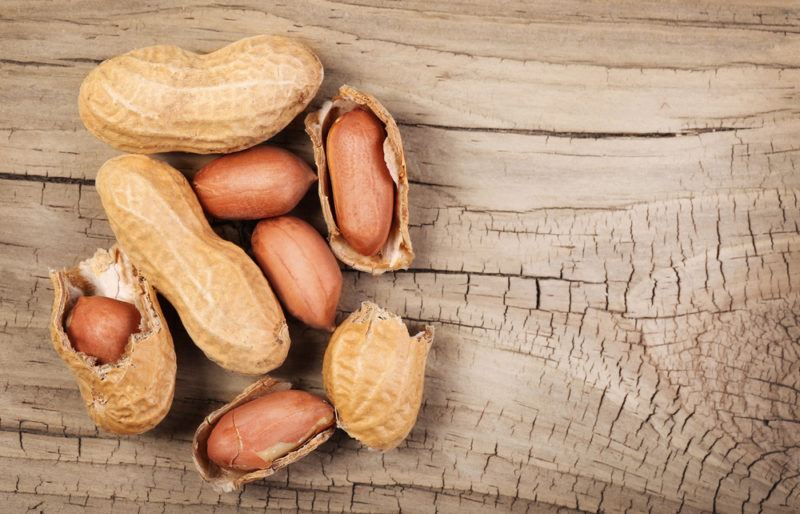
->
193, 376, 335, 492
96, 154, 289, 375
79, 35, 323, 154
49, 246, 176, 435
306, 85, 414, 274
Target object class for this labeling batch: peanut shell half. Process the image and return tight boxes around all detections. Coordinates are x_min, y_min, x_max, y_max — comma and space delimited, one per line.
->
49, 246, 176, 435
193, 376, 335, 492
305, 85, 414, 274
323, 301, 434, 450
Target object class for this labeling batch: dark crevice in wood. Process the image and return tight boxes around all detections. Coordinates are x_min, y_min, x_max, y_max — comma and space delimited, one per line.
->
401, 268, 532, 279
403, 122, 741, 139
0, 58, 71, 68
0, 172, 94, 186
56, 57, 104, 65
407, 179, 457, 189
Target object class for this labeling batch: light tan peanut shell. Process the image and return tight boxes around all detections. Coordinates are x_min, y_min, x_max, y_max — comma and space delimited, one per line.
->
322, 301, 434, 450
193, 146, 317, 221
305, 85, 414, 274
49, 246, 176, 435
251, 216, 343, 331
96, 154, 289, 375
79, 35, 323, 154
193, 376, 335, 492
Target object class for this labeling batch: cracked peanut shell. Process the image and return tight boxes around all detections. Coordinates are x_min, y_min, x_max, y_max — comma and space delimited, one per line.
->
322, 301, 434, 450
305, 85, 414, 274
96, 154, 289, 375
79, 35, 323, 154
49, 246, 176, 435
193, 376, 335, 492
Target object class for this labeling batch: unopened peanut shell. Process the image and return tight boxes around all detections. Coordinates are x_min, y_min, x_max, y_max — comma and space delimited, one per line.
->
96, 154, 289, 375
80, 35, 323, 154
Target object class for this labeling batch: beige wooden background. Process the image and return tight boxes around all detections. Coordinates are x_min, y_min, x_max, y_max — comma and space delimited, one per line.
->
2, 1, 800, 513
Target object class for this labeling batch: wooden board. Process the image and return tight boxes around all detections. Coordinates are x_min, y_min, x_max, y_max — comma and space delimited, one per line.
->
2, 1, 799, 512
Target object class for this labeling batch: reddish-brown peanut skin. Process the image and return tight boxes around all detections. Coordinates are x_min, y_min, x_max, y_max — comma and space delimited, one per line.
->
326, 109, 394, 256
66, 296, 141, 365
193, 146, 317, 220
206, 390, 335, 471
251, 216, 342, 331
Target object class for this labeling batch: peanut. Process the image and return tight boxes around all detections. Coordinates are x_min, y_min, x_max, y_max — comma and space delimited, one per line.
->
326, 109, 395, 256
79, 35, 323, 154
193, 377, 335, 491
251, 216, 342, 331
96, 155, 289, 375
66, 295, 141, 365
323, 301, 434, 450
206, 390, 334, 471
193, 146, 316, 220
50, 246, 176, 435
305, 86, 414, 274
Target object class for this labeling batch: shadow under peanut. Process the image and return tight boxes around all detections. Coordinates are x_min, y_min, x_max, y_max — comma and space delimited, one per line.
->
272, 320, 330, 394
148, 295, 253, 440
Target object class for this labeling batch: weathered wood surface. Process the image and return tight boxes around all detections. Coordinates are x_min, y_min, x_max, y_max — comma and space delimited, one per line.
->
2, 1, 800, 512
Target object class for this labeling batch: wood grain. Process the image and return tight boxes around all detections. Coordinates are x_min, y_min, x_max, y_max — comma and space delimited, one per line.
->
1, 1, 799, 512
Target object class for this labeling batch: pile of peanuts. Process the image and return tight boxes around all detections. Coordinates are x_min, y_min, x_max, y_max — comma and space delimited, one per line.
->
48, 35, 433, 491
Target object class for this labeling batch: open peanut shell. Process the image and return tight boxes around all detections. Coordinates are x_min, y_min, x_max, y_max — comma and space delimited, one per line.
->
305, 85, 414, 274
192, 376, 336, 492
49, 246, 176, 435
323, 301, 433, 451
